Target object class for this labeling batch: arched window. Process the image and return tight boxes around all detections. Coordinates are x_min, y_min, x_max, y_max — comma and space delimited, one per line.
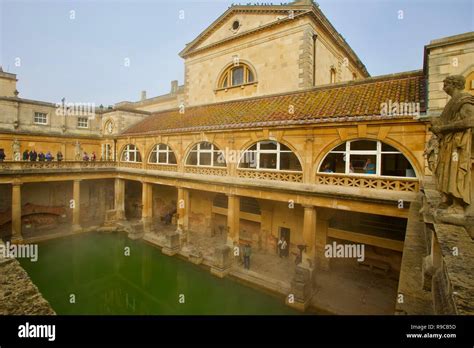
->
149, 144, 177, 164
239, 140, 302, 171
330, 68, 336, 84
318, 140, 416, 177
186, 142, 226, 167
219, 63, 255, 88
121, 144, 142, 162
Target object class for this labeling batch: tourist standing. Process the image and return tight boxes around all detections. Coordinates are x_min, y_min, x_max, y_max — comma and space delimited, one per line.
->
38, 151, 45, 161
364, 158, 375, 174
57, 151, 63, 162
45, 151, 53, 161
22, 149, 29, 161
91, 152, 96, 161
278, 237, 288, 258
243, 243, 251, 270
83, 152, 89, 161
29, 150, 37, 161
0, 149, 5, 162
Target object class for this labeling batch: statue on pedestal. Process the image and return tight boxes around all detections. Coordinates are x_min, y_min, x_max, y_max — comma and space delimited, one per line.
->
11, 138, 21, 161
430, 75, 474, 224
74, 141, 82, 161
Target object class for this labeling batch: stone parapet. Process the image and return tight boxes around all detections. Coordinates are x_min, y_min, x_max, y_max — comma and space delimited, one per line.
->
398, 183, 474, 315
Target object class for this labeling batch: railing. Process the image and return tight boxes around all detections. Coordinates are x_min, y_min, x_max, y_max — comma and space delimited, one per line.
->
117, 161, 142, 169
147, 163, 178, 172
315, 173, 419, 192
237, 169, 303, 183
0, 160, 116, 171
0, 161, 419, 192
184, 166, 228, 176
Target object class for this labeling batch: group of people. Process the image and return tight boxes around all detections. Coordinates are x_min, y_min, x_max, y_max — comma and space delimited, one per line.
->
81, 152, 97, 161
0, 149, 98, 162
240, 236, 289, 271
22, 149, 62, 162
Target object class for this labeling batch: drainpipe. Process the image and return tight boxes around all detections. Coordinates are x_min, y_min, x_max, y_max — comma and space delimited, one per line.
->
113, 139, 117, 162
312, 34, 318, 86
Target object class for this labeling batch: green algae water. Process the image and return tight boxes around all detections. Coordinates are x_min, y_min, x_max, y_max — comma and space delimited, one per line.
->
19, 232, 298, 315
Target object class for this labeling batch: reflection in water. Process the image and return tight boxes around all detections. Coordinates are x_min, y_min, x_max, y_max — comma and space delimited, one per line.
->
20, 232, 298, 315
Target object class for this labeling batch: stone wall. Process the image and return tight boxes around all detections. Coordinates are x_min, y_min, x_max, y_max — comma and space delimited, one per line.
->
425, 32, 474, 115
0, 240, 55, 315
183, 14, 364, 107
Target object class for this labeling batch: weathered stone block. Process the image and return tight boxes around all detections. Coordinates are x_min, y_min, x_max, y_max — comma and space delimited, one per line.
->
162, 232, 181, 256
128, 222, 144, 240
211, 245, 232, 278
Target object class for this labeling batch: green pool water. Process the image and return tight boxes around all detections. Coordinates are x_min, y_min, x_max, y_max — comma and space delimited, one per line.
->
19, 232, 298, 315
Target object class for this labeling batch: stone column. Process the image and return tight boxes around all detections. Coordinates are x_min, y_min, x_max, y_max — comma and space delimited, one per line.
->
226, 194, 240, 246
302, 205, 316, 268
114, 178, 125, 220
176, 187, 190, 245
314, 213, 330, 271
260, 205, 274, 252
141, 181, 153, 233
11, 182, 22, 242
72, 179, 82, 232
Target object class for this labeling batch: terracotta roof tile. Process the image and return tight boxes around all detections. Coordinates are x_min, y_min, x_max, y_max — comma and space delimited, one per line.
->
122, 70, 425, 136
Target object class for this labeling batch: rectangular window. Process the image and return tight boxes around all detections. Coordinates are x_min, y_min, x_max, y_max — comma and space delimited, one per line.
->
77, 117, 89, 128
34, 112, 48, 125
232, 67, 244, 86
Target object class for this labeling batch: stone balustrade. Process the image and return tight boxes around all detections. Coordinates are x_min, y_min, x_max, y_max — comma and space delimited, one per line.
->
315, 173, 420, 193
237, 168, 303, 183
147, 163, 178, 172
184, 166, 228, 176
0, 161, 420, 193
0, 160, 116, 171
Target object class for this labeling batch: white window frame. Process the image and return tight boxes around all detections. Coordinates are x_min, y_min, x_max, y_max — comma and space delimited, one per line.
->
34, 112, 48, 125
122, 144, 141, 163
149, 144, 176, 165
239, 141, 302, 172
77, 117, 89, 129
186, 142, 225, 167
319, 140, 416, 178
103, 143, 112, 161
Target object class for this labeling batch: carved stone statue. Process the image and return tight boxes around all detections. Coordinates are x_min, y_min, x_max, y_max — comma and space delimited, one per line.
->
11, 138, 21, 161
430, 75, 474, 223
424, 134, 439, 173
74, 140, 82, 161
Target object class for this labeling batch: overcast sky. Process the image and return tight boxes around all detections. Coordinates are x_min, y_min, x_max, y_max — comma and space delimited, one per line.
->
1, 0, 473, 106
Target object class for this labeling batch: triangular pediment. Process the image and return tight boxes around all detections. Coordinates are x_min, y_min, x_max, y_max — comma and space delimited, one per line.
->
179, 5, 310, 58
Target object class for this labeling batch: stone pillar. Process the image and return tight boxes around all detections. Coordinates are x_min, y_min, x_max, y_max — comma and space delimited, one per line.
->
315, 213, 330, 271
141, 181, 153, 233
11, 182, 22, 242
177, 187, 189, 243
211, 245, 233, 278
114, 178, 125, 220
226, 194, 240, 246
72, 179, 82, 232
302, 205, 316, 268
260, 206, 273, 252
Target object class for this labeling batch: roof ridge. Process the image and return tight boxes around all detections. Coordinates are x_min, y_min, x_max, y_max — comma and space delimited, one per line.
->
149, 69, 424, 116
